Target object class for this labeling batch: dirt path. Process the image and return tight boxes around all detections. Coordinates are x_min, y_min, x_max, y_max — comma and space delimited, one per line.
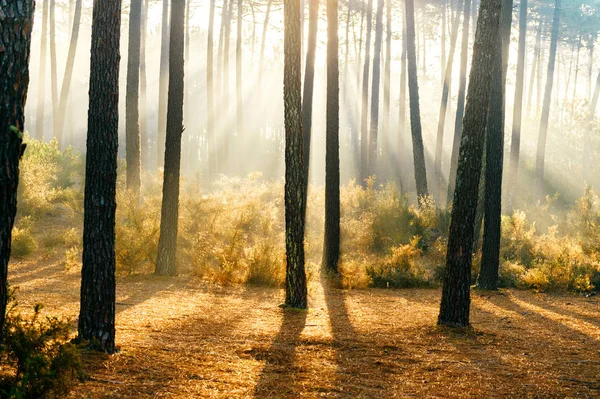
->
8, 256, 600, 398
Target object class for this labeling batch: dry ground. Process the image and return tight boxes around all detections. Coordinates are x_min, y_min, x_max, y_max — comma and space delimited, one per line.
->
8, 253, 600, 398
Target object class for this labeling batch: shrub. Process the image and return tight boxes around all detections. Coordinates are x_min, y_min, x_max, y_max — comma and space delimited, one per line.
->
11, 227, 38, 258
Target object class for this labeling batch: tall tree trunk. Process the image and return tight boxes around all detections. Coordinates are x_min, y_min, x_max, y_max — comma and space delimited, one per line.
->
35, 0, 49, 141
588, 41, 594, 102
478, 0, 512, 290
535, 0, 560, 200
126, 0, 142, 196
438, 0, 502, 327
356, 1, 365, 88
157, 0, 170, 169
368, 0, 384, 177
207, 0, 217, 180
221, 0, 235, 172
446, 0, 472, 205
49, 0, 58, 138
506, 0, 527, 209
441, 0, 447, 82
78, 0, 121, 354
353, 1, 365, 172
258, 0, 272, 87
434, 0, 463, 205
382, 0, 392, 156
55, 0, 82, 149
284, 0, 307, 309
302, 0, 319, 195
156, 0, 186, 276
0, 0, 35, 341
526, 17, 543, 118
140, 0, 149, 170
360, 0, 374, 185
398, 7, 407, 190
405, 0, 429, 198
323, 0, 340, 274
236, 0, 244, 137
572, 34, 581, 111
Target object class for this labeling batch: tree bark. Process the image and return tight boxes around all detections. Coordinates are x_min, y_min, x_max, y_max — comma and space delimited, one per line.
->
434, 0, 463, 205
126, 0, 142, 196
405, 0, 429, 198
535, 0, 560, 200
55, 0, 82, 149
157, 0, 170, 169
506, 0, 527, 209
78, 0, 121, 354
0, 0, 35, 341
35, 0, 49, 141
438, 0, 502, 327
323, 0, 341, 274
360, 0, 374, 185
446, 0, 472, 205
368, 0, 384, 178
156, 0, 186, 276
140, 0, 149, 170
207, 0, 218, 180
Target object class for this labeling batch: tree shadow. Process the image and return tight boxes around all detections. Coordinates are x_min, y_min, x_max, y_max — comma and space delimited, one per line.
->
252, 307, 307, 398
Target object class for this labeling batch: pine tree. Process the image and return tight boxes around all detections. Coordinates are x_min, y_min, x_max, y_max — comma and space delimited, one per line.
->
126, 0, 143, 195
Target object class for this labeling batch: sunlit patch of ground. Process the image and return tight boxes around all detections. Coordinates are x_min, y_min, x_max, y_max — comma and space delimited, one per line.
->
8, 254, 600, 398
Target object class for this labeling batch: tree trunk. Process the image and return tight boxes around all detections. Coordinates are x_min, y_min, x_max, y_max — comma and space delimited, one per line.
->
405, 0, 429, 198
506, 0, 527, 209
535, 0, 560, 200
0, 0, 35, 341
302, 0, 319, 195
284, 0, 307, 309
382, 0, 392, 155
140, 0, 149, 170
221, 0, 235, 172
236, 0, 244, 137
156, 0, 186, 276
398, 7, 407, 190
35, 0, 49, 141
446, 0, 472, 205
572, 34, 581, 111
438, 0, 502, 327
434, 0, 463, 205
360, 0, 374, 185
478, 0, 512, 290
368, 0, 384, 178
588, 41, 594, 102
49, 0, 58, 138
207, 0, 218, 180
590, 71, 600, 118
126, 0, 142, 196
55, 0, 82, 149
526, 17, 543, 118
323, 0, 340, 274
441, 0, 447, 82
78, 0, 121, 354
353, 1, 365, 172
258, 0, 272, 87
157, 0, 170, 169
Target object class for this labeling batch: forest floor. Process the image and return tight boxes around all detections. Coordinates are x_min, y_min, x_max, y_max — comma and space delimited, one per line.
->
9, 252, 600, 399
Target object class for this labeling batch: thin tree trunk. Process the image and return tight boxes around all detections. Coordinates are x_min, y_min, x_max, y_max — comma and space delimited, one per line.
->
398, 7, 407, 190
140, 0, 149, 170
446, 0, 472, 205
535, 0, 560, 200
434, 0, 463, 204
588, 41, 594, 101
78, 0, 121, 354
323, 0, 340, 274
49, 0, 58, 138
258, 0, 272, 86
156, 0, 186, 276
572, 34, 581, 111
356, 1, 365, 88
157, 0, 170, 169
126, 0, 142, 195
442, 0, 447, 82
506, 0, 527, 209
35, 0, 49, 141
284, 0, 307, 309
360, 0, 374, 185
0, 0, 35, 340
438, 0, 502, 327
526, 17, 543, 118
236, 0, 244, 137
383, 0, 392, 149
302, 0, 319, 195
207, 0, 217, 180
55, 0, 82, 149
368, 0, 384, 177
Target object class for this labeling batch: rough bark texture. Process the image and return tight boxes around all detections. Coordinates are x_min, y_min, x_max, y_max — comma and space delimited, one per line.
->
284, 0, 307, 309
438, 0, 502, 327
405, 0, 429, 199
157, 0, 170, 169
535, 0, 560, 200
302, 0, 319, 196
506, 0, 527, 209
368, 0, 384, 178
478, 0, 512, 290
78, 0, 121, 353
140, 0, 149, 170
35, 0, 49, 141
447, 0, 472, 205
55, 0, 81, 149
323, 0, 340, 274
155, 0, 185, 276
0, 0, 35, 341
360, 0, 374, 185
434, 0, 463, 204
207, 0, 217, 180
126, 0, 142, 195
